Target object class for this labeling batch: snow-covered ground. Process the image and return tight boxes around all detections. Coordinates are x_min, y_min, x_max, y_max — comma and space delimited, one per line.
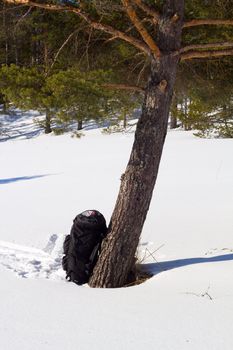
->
0, 111, 233, 350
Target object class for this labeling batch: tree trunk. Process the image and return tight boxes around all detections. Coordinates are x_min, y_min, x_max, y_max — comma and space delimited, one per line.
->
44, 42, 49, 74
123, 112, 127, 129
170, 114, 178, 129
13, 33, 19, 65
170, 95, 178, 129
45, 110, 52, 134
3, 101, 8, 114
77, 119, 83, 130
3, 3, 8, 65
89, 0, 184, 288
183, 96, 190, 130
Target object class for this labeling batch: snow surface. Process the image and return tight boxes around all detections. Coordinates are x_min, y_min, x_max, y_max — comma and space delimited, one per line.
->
0, 112, 233, 350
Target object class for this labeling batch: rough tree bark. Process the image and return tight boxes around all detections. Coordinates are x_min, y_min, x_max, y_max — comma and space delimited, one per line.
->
89, 0, 184, 288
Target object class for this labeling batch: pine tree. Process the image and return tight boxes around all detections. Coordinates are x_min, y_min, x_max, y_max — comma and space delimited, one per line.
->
47, 68, 114, 130
0, 64, 56, 132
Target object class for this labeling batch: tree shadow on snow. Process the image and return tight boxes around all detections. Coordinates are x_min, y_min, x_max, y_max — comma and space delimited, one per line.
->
142, 253, 233, 276
0, 129, 42, 142
0, 109, 43, 142
0, 174, 49, 185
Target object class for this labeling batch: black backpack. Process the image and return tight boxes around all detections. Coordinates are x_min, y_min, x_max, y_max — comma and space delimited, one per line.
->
62, 210, 107, 285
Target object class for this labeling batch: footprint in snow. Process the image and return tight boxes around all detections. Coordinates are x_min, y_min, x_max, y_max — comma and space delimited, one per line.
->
0, 234, 66, 281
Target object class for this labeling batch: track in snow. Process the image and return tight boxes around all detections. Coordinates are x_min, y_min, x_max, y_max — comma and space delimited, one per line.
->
0, 234, 66, 281
0, 236, 159, 281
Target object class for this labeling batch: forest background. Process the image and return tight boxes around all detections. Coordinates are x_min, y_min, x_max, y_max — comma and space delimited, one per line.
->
0, 0, 233, 138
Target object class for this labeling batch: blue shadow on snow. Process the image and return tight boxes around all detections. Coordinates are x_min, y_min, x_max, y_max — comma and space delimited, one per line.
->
0, 174, 49, 185
143, 253, 233, 276
0, 129, 42, 142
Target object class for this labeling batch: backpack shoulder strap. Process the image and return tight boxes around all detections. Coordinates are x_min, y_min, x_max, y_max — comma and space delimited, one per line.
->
63, 234, 71, 255
89, 241, 101, 265
85, 240, 102, 276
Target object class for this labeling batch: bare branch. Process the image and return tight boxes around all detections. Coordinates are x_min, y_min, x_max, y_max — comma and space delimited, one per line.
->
14, 6, 32, 28
3, 0, 151, 56
103, 83, 145, 93
80, 15, 150, 56
181, 41, 233, 53
49, 28, 81, 72
184, 18, 233, 28
0, 4, 28, 13
122, 0, 160, 57
132, 0, 159, 22
84, 27, 93, 69
4, 0, 75, 11
181, 48, 233, 61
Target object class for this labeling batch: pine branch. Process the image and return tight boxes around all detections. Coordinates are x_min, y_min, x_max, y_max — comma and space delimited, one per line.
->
132, 0, 159, 22
4, 0, 73, 11
181, 48, 233, 61
77, 10, 151, 56
184, 19, 233, 28
103, 83, 144, 93
122, 0, 160, 57
181, 41, 233, 53
3, 0, 151, 56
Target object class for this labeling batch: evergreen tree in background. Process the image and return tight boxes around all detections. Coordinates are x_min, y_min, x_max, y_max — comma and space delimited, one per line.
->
0, 1, 145, 132
47, 68, 114, 131
171, 58, 233, 137
0, 64, 56, 133
1, 0, 233, 137
0, 64, 140, 133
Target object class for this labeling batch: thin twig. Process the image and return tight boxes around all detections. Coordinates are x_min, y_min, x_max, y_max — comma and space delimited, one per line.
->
0, 4, 28, 13
14, 6, 32, 29
49, 29, 80, 72
85, 27, 93, 70
139, 244, 165, 263
184, 285, 213, 301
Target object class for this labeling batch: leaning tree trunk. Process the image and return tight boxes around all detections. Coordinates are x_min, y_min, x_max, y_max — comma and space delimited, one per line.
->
89, 0, 184, 288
